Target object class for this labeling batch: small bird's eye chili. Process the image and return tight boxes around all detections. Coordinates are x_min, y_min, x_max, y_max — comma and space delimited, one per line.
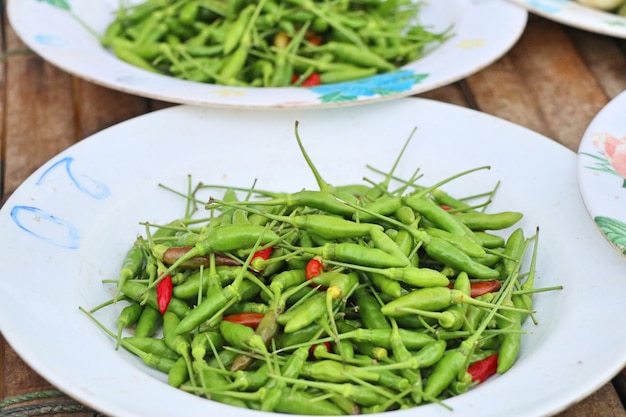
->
467, 353, 499, 384
305, 257, 324, 280
222, 312, 265, 329
447, 279, 502, 298
309, 341, 333, 359
156, 274, 173, 314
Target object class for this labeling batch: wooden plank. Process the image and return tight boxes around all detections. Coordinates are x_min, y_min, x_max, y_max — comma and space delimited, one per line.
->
73, 79, 151, 139
0, 3, 6, 201
468, 15, 608, 152
416, 83, 470, 108
0, 1, 7, 402
2, 23, 76, 199
567, 27, 626, 100
614, 370, 626, 406
464, 52, 552, 140
558, 383, 626, 417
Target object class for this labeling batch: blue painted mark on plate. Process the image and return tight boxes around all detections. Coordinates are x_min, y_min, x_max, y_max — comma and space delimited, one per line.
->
36, 156, 111, 199
311, 70, 429, 103
34, 34, 68, 47
10, 206, 80, 249
526, 0, 567, 13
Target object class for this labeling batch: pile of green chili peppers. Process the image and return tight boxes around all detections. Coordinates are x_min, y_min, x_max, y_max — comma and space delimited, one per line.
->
101, 0, 451, 86
82, 124, 553, 415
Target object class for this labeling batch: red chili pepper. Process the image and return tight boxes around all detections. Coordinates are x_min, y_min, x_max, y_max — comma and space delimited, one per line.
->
251, 246, 272, 262
309, 341, 333, 359
305, 30, 323, 46
301, 73, 321, 87
156, 274, 173, 314
292, 73, 322, 87
250, 246, 273, 271
439, 205, 452, 211
447, 279, 501, 297
222, 312, 265, 329
305, 258, 324, 280
469, 280, 501, 297
467, 353, 499, 384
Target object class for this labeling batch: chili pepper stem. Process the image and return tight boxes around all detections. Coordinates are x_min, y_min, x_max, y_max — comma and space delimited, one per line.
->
79, 307, 167, 367
293, 120, 334, 194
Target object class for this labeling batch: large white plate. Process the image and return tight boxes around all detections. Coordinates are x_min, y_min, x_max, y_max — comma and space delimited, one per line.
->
0, 98, 625, 417
508, 0, 626, 38
578, 90, 626, 257
7, 0, 526, 109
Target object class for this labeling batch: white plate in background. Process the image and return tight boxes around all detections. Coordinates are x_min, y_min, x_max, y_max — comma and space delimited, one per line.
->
7, 0, 526, 108
578, 90, 626, 257
508, 0, 626, 37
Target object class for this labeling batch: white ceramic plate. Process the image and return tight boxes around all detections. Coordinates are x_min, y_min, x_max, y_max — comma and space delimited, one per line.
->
7, 0, 527, 108
577, 90, 626, 257
508, 0, 626, 38
0, 98, 625, 417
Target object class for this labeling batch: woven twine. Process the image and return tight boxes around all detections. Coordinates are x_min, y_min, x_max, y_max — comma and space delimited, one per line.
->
0, 390, 106, 417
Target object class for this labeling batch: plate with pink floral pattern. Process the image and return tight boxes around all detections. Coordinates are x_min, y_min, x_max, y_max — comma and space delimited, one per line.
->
578, 90, 626, 257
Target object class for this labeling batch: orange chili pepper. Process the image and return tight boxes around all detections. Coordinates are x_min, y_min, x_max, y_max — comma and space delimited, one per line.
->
222, 312, 265, 329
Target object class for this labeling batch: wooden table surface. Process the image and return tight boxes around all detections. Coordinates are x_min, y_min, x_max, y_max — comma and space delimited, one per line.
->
1, 3, 626, 417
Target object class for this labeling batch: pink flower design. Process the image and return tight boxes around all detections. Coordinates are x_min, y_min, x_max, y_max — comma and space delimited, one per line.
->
592, 133, 626, 178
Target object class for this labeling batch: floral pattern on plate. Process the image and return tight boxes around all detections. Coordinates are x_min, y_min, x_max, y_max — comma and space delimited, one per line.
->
578, 92, 626, 257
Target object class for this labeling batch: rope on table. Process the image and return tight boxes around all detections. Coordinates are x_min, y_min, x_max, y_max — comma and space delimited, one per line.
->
0, 390, 106, 417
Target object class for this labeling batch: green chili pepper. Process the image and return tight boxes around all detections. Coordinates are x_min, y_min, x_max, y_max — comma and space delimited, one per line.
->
496, 303, 522, 374
115, 242, 145, 302
303, 242, 408, 268
454, 211, 524, 231
474, 231, 506, 249
354, 286, 390, 330
380, 286, 520, 318
425, 227, 487, 258
430, 188, 475, 212
273, 388, 345, 415
342, 327, 435, 350
191, 331, 224, 362
115, 302, 144, 349
123, 336, 179, 361
423, 340, 472, 398
133, 304, 162, 338
302, 360, 409, 390
424, 237, 500, 280
261, 346, 310, 411
175, 279, 259, 335
223, 4, 255, 55
178, 1, 200, 25
282, 291, 329, 333
403, 195, 476, 241
439, 272, 471, 331
502, 227, 526, 277
168, 356, 189, 387
369, 272, 403, 299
